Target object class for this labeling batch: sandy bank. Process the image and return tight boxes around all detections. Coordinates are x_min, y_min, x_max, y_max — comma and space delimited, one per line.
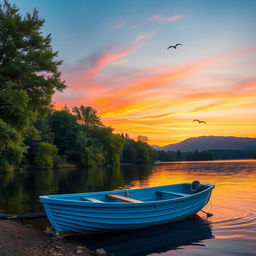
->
0, 220, 109, 256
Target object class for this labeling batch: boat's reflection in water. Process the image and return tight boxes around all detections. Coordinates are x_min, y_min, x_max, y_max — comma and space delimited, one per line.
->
75, 215, 213, 256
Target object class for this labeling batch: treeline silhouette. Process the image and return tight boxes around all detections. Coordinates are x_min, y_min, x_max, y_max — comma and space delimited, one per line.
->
154, 149, 256, 161
121, 134, 154, 164
152, 149, 213, 161
23, 107, 157, 169
186, 150, 213, 161
153, 150, 181, 162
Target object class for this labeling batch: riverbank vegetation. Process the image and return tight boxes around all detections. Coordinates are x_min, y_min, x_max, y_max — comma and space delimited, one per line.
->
0, 1, 154, 171
0, 0, 66, 171
26, 107, 126, 169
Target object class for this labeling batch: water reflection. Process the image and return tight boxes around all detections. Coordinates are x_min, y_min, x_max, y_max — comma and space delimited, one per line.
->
0, 164, 155, 214
73, 216, 213, 256
0, 166, 125, 214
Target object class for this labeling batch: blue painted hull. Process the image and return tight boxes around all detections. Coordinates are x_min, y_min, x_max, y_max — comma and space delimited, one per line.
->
39, 182, 214, 233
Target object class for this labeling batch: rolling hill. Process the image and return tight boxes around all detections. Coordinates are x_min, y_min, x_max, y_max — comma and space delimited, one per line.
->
159, 136, 256, 152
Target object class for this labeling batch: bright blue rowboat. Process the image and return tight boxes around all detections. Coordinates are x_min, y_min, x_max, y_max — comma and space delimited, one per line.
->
39, 181, 214, 235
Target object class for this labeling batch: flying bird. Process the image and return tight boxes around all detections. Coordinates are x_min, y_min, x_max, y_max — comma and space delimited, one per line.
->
193, 119, 207, 124
167, 43, 182, 50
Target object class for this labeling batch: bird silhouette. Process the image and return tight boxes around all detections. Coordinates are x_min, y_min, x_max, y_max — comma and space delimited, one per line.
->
193, 119, 207, 124
167, 43, 182, 49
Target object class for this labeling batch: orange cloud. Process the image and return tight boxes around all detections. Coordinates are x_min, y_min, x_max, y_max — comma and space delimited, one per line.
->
55, 47, 256, 146
139, 112, 174, 120
95, 48, 256, 115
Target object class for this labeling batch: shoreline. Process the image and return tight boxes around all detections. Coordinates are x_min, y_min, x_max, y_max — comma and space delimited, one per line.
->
0, 220, 111, 256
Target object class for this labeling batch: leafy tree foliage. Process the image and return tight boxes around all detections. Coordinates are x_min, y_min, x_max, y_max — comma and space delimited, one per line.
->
121, 135, 153, 164
122, 140, 137, 163
72, 105, 103, 129
0, 118, 24, 171
153, 150, 178, 162
0, 1, 66, 171
137, 135, 148, 143
0, 1, 66, 113
0, 89, 36, 171
34, 142, 57, 169
47, 110, 80, 157
89, 127, 124, 165
40, 108, 124, 167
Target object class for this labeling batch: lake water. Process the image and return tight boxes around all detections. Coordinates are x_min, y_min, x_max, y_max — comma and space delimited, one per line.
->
0, 160, 256, 256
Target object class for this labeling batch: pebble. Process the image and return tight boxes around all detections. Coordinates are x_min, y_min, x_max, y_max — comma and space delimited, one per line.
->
51, 233, 62, 241
95, 248, 106, 256
44, 226, 53, 234
76, 249, 83, 254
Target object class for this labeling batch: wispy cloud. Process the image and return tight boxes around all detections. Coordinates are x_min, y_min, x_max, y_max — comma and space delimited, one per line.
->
95, 48, 256, 114
112, 59, 129, 65
153, 14, 182, 23
66, 32, 155, 83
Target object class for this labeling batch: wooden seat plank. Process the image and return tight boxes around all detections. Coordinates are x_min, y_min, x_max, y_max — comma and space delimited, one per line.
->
106, 194, 143, 203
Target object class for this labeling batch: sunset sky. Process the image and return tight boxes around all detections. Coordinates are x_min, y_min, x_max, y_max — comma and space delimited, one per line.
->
13, 0, 256, 146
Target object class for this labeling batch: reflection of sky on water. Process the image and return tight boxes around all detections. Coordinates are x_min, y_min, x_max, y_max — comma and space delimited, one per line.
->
0, 160, 255, 255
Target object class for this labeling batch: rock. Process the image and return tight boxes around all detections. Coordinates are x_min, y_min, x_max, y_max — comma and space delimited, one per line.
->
44, 226, 53, 234
95, 248, 107, 256
76, 249, 83, 254
51, 232, 62, 241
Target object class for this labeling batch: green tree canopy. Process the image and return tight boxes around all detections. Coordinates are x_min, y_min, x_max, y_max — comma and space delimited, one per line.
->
89, 127, 124, 165
0, 1, 66, 170
34, 142, 58, 170
72, 105, 104, 130
0, 0, 66, 116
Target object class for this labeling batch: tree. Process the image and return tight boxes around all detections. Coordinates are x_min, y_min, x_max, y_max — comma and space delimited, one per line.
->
89, 127, 124, 165
0, 89, 35, 171
122, 140, 137, 163
137, 135, 148, 143
136, 141, 153, 163
177, 150, 181, 160
0, 1, 66, 170
186, 150, 213, 161
72, 105, 104, 130
0, 118, 24, 171
0, 1, 66, 115
34, 142, 58, 169
47, 110, 81, 157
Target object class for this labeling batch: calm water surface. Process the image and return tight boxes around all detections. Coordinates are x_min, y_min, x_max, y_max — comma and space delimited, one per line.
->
0, 160, 255, 256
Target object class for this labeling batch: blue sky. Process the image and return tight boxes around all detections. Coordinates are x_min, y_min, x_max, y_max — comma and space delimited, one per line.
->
12, 0, 256, 67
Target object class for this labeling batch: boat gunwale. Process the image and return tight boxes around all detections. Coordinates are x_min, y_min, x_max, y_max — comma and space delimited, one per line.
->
39, 183, 214, 208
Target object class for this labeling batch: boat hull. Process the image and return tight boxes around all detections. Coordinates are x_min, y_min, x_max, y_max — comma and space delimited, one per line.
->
40, 183, 214, 233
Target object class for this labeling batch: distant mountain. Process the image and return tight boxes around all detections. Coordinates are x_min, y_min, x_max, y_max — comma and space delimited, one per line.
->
151, 145, 161, 150
160, 136, 256, 152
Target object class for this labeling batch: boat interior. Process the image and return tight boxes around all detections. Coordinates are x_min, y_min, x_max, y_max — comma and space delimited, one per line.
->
45, 182, 212, 204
